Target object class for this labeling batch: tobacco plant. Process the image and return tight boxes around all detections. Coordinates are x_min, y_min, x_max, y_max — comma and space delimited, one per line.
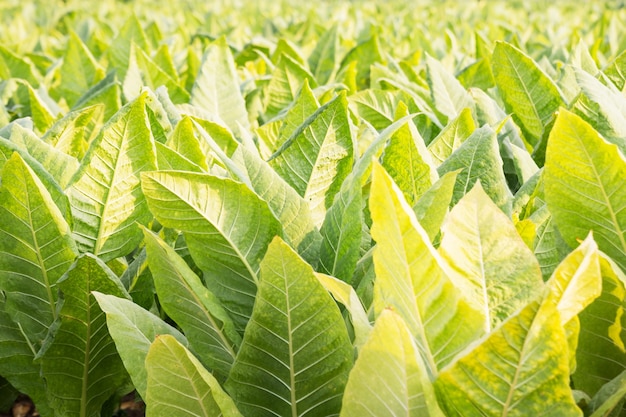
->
0, 0, 625, 416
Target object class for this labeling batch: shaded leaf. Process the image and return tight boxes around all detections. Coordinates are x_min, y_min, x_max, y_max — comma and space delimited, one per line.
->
145, 335, 243, 417
225, 237, 353, 417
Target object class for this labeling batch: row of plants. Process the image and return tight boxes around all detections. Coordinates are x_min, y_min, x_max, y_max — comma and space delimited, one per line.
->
0, 0, 625, 415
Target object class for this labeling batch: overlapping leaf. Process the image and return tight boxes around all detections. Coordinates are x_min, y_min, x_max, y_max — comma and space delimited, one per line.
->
67, 92, 156, 261
143, 228, 240, 380
39, 254, 130, 417
0, 153, 77, 346
369, 162, 484, 375
141, 170, 282, 331
225, 237, 353, 417
439, 182, 543, 330
145, 335, 243, 417
340, 309, 444, 417
544, 109, 626, 271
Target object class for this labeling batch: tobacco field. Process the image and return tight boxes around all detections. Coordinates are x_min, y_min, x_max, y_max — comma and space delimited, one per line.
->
0, 0, 625, 415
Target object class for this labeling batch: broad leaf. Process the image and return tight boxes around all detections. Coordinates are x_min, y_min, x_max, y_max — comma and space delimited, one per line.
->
145, 335, 243, 417
42, 104, 104, 160
425, 54, 474, 121
191, 37, 250, 136
369, 162, 484, 375
427, 107, 476, 166
225, 237, 353, 417
572, 68, 626, 154
54, 31, 105, 108
574, 254, 626, 398
316, 273, 371, 350
340, 309, 445, 417
439, 182, 543, 331
382, 103, 438, 207
270, 92, 354, 227
308, 24, 338, 85
545, 234, 602, 326
0, 153, 77, 346
544, 109, 626, 272
230, 144, 321, 263
492, 41, 563, 147
413, 170, 458, 242
338, 33, 384, 91
39, 254, 130, 417
143, 228, 240, 380
92, 292, 188, 399
165, 115, 208, 170
435, 300, 582, 417
0, 303, 52, 417
141, 170, 282, 331
264, 53, 317, 119
437, 124, 512, 213
67, 92, 156, 261
9, 123, 80, 189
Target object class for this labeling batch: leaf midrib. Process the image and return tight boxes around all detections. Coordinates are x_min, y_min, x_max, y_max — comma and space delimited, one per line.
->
575, 130, 626, 258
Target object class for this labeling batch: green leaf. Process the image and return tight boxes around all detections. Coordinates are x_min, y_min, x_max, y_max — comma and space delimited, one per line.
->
318, 166, 363, 284
588, 370, 626, 417
435, 300, 582, 417
381, 103, 438, 207
165, 116, 208, 170
264, 53, 317, 119
347, 89, 400, 131
39, 254, 130, 417
42, 104, 104, 160
425, 54, 474, 122
26, 84, 57, 134
315, 272, 371, 350
0, 137, 71, 219
369, 162, 484, 376
92, 292, 188, 399
68, 92, 156, 261
131, 45, 190, 105
0, 305, 53, 416
107, 14, 150, 80
492, 41, 564, 147
71, 71, 122, 121
572, 68, 626, 154
257, 79, 320, 160
143, 228, 240, 380
8, 123, 80, 189
141, 170, 282, 332
338, 33, 384, 91
438, 182, 544, 330
270, 92, 354, 227
412, 170, 458, 242
574, 254, 626, 399
54, 31, 105, 108
191, 37, 249, 136
605, 50, 626, 91
340, 309, 445, 417
427, 107, 476, 166
437, 124, 513, 213
0, 44, 41, 87
545, 234, 602, 327
308, 24, 338, 85
145, 335, 243, 417
0, 153, 77, 347
230, 144, 322, 263
155, 141, 204, 172
544, 108, 626, 272
225, 237, 353, 417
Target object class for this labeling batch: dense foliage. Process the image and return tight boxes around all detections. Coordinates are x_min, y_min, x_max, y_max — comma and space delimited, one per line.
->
0, 0, 625, 415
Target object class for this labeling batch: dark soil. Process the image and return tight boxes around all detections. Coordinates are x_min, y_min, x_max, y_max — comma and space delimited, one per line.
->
0, 393, 145, 417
